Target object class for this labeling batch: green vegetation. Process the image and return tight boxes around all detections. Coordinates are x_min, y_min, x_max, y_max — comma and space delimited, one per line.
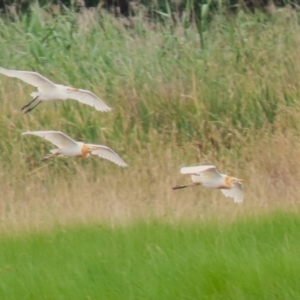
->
0, 6, 299, 229
0, 212, 299, 299
0, 8, 299, 153
0, 7, 300, 299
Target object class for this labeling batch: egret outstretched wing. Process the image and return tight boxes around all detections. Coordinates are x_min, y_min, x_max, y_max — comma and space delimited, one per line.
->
221, 182, 244, 203
0, 67, 112, 113
66, 88, 112, 112
180, 164, 220, 175
0, 67, 55, 91
22, 131, 77, 148
89, 144, 128, 167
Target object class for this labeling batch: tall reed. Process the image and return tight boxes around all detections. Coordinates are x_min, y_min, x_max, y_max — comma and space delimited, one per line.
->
0, 7, 299, 231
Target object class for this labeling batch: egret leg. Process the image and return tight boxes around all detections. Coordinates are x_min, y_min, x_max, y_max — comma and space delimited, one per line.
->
21, 96, 39, 111
172, 182, 201, 190
41, 152, 59, 162
23, 101, 42, 114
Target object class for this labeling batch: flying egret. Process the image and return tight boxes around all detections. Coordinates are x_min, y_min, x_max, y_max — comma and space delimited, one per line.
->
0, 67, 112, 114
22, 131, 128, 167
172, 164, 245, 203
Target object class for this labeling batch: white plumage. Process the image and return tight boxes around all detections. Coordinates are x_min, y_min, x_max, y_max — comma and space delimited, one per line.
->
173, 164, 245, 203
22, 131, 128, 167
0, 67, 112, 113
220, 183, 244, 203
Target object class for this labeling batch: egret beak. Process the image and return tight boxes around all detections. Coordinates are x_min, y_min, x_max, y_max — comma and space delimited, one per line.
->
238, 179, 246, 182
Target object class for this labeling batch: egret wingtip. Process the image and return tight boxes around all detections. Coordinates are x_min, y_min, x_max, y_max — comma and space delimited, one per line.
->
180, 167, 191, 174
96, 106, 113, 112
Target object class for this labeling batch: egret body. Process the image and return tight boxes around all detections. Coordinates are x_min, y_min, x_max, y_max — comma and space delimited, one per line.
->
0, 67, 112, 113
173, 164, 245, 203
22, 131, 128, 167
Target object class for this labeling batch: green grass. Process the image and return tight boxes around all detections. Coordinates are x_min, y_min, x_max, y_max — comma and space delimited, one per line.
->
1, 9, 300, 299
0, 212, 300, 299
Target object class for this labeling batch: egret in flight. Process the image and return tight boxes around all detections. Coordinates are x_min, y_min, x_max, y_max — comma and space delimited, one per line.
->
172, 164, 245, 203
22, 131, 128, 167
0, 67, 112, 114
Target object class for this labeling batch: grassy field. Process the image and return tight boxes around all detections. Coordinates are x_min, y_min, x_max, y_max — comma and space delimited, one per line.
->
0, 212, 299, 299
0, 5, 300, 299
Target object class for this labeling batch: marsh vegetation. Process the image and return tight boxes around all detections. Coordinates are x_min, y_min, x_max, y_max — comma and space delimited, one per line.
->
0, 5, 300, 298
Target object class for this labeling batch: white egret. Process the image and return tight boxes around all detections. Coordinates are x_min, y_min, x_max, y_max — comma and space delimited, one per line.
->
172, 164, 245, 203
0, 67, 112, 114
22, 131, 128, 167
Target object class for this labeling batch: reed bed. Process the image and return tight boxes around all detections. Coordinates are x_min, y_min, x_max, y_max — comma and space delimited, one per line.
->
0, 7, 299, 231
